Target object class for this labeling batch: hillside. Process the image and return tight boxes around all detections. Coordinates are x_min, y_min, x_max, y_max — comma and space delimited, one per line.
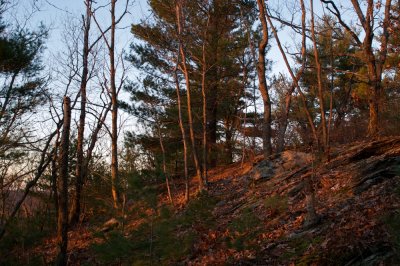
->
4, 137, 400, 265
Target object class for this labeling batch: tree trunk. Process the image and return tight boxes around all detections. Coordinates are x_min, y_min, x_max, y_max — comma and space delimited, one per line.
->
206, 5, 220, 168
225, 123, 233, 164
56, 96, 71, 266
176, 0, 203, 190
207, 86, 218, 168
173, 52, 189, 203
51, 131, 60, 218
256, 0, 272, 158
368, 88, 380, 136
70, 0, 91, 225
310, 0, 328, 150
110, 0, 120, 208
156, 118, 173, 205
201, 16, 209, 186
276, 91, 293, 153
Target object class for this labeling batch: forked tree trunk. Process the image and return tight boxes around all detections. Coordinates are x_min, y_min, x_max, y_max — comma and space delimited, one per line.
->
56, 96, 71, 266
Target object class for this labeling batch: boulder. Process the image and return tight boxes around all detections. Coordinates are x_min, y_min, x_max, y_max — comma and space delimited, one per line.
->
249, 160, 274, 181
249, 151, 313, 182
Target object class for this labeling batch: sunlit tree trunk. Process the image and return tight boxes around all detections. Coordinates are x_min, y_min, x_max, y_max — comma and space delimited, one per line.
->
176, 0, 204, 190
173, 50, 189, 203
310, 0, 328, 150
256, 0, 272, 158
201, 19, 209, 187
155, 113, 173, 205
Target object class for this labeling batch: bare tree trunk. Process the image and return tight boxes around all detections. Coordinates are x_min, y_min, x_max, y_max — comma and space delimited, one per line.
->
180, 45, 203, 190
176, 0, 204, 190
327, 30, 334, 160
201, 20, 209, 187
56, 96, 71, 266
256, 0, 272, 158
172, 4, 189, 201
155, 115, 173, 205
310, 0, 328, 150
109, 0, 120, 208
173, 49, 189, 203
51, 131, 60, 218
89, 0, 128, 209
70, 0, 91, 225
240, 55, 249, 166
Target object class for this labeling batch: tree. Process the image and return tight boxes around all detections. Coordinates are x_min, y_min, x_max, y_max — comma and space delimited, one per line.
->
56, 96, 71, 266
256, 0, 272, 157
91, 0, 130, 208
69, 0, 92, 226
265, 0, 309, 152
176, 0, 203, 189
129, 0, 254, 191
0, 1, 52, 239
321, 0, 393, 136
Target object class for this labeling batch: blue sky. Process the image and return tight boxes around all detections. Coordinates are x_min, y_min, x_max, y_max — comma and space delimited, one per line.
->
23, 0, 150, 57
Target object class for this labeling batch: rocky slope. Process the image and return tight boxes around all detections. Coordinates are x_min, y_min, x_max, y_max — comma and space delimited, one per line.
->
12, 136, 400, 265
186, 136, 400, 265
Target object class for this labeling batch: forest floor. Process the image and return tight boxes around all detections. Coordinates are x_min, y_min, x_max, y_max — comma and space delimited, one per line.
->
6, 136, 400, 265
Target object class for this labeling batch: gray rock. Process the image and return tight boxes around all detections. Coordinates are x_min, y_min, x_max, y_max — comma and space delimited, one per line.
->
250, 160, 274, 181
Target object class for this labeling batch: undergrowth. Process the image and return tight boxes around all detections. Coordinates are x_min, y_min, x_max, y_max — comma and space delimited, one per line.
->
90, 189, 218, 265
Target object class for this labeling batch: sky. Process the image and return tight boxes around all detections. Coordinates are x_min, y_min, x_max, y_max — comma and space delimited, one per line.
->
19, 0, 149, 60
6, 0, 364, 84
8, 0, 299, 78
3, 0, 304, 136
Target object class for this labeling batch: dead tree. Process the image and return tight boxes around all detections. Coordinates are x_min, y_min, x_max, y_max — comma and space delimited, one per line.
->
69, 0, 92, 226
56, 96, 71, 266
